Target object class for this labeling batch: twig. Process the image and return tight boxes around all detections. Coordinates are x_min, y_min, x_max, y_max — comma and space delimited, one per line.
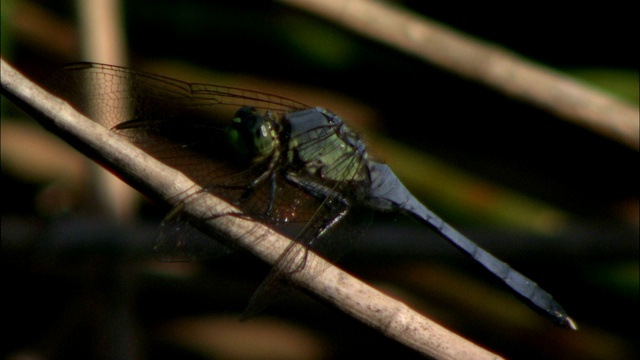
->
1, 58, 504, 359
281, 0, 639, 150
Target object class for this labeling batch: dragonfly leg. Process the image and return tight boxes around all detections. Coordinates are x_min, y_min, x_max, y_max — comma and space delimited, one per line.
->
283, 172, 351, 243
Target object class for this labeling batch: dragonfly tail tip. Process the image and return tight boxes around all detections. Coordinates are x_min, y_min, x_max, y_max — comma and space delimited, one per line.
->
565, 316, 578, 330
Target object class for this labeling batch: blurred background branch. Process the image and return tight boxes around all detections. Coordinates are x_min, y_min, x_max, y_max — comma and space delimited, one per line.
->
283, 0, 639, 150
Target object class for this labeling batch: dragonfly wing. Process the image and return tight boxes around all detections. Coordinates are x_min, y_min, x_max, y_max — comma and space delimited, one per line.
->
48, 63, 367, 316
154, 204, 233, 262
47, 62, 308, 129
46, 64, 306, 266
241, 188, 360, 319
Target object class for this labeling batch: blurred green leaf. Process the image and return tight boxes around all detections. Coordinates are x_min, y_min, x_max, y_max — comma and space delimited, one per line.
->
567, 68, 639, 105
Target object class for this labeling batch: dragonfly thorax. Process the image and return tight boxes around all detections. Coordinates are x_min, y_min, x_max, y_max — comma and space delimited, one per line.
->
226, 106, 279, 162
284, 108, 370, 184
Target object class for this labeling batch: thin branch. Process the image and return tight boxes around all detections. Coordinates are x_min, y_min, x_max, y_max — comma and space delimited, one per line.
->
1, 58, 504, 359
281, 0, 639, 150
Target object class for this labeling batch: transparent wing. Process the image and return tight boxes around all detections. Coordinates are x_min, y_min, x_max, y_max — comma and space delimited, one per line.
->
47, 63, 366, 277
48, 62, 308, 130
46, 63, 313, 262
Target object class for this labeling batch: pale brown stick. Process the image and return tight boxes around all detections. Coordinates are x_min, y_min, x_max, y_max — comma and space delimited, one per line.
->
282, 0, 639, 150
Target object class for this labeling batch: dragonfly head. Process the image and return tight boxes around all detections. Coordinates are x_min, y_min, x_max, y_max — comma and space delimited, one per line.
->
226, 106, 277, 162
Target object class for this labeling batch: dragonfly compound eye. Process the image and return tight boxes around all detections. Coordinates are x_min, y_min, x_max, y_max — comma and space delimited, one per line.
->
227, 106, 276, 160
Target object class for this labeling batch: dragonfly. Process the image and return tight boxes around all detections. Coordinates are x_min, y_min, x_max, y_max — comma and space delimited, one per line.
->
47, 62, 576, 329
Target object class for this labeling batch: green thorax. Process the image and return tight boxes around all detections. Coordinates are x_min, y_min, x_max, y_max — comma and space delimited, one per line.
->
284, 108, 369, 183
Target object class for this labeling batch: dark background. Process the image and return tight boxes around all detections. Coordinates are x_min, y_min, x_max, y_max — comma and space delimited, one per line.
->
2, 1, 638, 359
